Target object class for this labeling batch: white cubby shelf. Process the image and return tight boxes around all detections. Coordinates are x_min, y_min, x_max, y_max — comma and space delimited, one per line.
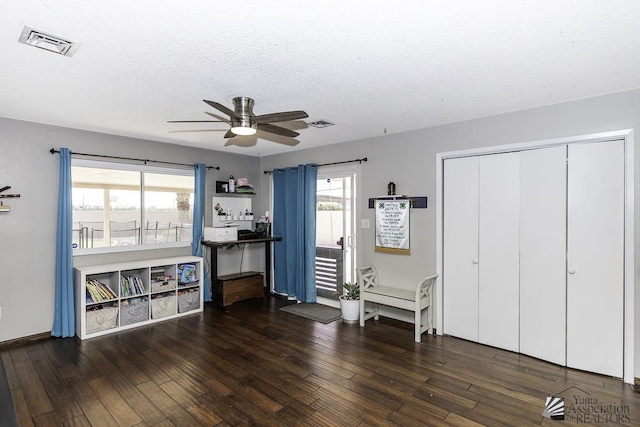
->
74, 256, 203, 339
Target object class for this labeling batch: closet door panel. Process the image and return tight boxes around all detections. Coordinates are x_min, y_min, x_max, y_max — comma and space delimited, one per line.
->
478, 152, 520, 352
567, 140, 624, 377
443, 156, 479, 342
520, 146, 567, 366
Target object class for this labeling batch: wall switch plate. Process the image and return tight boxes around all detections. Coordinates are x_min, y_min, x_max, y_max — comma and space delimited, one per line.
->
361, 219, 370, 229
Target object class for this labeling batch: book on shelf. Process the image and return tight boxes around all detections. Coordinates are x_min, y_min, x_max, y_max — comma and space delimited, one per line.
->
86, 279, 117, 303
178, 264, 197, 284
120, 275, 145, 297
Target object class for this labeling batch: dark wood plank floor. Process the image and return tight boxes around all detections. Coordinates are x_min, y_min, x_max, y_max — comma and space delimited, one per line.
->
2, 296, 639, 426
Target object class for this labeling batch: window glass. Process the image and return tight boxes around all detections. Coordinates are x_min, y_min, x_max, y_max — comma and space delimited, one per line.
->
71, 162, 194, 251
144, 173, 194, 244
316, 177, 345, 248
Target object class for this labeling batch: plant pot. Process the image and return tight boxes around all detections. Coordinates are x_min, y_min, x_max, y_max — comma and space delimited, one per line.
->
339, 296, 360, 323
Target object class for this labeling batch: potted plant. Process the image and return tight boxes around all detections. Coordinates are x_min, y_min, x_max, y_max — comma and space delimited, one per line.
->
339, 282, 360, 323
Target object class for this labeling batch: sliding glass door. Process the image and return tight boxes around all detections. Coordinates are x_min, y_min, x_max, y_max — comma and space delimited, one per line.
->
315, 169, 356, 299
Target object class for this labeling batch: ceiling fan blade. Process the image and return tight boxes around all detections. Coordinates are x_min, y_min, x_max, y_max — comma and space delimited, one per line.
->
258, 123, 300, 138
203, 100, 242, 119
223, 129, 235, 138
254, 110, 308, 124
167, 120, 229, 123
205, 111, 228, 120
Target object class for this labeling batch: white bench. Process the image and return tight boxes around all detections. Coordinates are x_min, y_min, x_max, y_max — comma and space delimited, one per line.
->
357, 265, 437, 343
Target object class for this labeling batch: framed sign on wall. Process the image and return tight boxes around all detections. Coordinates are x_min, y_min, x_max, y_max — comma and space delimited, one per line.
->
375, 198, 410, 254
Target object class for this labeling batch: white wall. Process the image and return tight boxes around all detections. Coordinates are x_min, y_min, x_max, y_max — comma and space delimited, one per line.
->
259, 88, 640, 376
0, 118, 260, 342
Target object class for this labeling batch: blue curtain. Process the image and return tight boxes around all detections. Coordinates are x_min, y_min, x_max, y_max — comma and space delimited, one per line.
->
192, 163, 211, 301
52, 148, 74, 338
273, 164, 317, 302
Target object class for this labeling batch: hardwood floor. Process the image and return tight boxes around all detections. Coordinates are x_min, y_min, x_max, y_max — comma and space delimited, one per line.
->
2, 296, 639, 426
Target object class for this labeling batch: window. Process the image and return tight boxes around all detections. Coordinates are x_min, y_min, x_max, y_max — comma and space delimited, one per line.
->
72, 160, 195, 251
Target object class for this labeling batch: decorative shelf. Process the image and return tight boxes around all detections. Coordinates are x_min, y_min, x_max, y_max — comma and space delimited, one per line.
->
215, 192, 255, 195
368, 196, 428, 209
215, 181, 255, 195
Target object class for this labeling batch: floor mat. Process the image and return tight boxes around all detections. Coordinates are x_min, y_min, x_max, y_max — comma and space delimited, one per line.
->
279, 303, 342, 324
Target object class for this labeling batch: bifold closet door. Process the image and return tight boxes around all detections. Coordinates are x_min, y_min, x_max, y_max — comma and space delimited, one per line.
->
519, 146, 567, 366
478, 152, 520, 352
567, 140, 624, 378
443, 156, 479, 342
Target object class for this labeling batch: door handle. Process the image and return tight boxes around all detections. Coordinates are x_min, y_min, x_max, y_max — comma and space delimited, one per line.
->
347, 235, 353, 248
568, 268, 576, 274
472, 258, 479, 264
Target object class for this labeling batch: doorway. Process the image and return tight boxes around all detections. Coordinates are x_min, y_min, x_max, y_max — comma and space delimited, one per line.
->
315, 169, 356, 300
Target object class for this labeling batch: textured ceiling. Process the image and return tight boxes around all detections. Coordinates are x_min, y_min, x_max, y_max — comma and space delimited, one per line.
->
2, 1, 640, 157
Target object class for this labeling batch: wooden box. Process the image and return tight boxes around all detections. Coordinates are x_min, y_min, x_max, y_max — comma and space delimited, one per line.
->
217, 272, 264, 307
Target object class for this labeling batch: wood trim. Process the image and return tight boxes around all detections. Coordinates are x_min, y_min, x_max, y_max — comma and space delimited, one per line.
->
0, 332, 52, 350
375, 246, 410, 255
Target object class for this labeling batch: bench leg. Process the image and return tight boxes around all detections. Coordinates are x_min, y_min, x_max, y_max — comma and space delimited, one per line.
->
415, 308, 421, 343
360, 301, 380, 326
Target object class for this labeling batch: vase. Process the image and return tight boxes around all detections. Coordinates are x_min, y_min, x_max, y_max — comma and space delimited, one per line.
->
339, 296, 360, 323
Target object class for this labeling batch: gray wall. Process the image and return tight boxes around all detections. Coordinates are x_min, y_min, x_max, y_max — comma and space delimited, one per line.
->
2, 88, 639, 375
259, 88, 640, 375
0, 118, 260, 342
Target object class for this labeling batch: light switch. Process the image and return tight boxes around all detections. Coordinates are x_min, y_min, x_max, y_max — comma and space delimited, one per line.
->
361, 219, 370, 229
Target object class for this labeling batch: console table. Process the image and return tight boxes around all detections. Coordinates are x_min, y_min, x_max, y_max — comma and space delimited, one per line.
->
202, 236, 282, 307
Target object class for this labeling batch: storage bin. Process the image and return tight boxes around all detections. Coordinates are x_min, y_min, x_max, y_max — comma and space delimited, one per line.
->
151, 294, 177, 319
86, 305, 119, 334
178, 290, 200, 313
216, 272, 263, 307
151, 278, 176, 292
120, 298, 149, 326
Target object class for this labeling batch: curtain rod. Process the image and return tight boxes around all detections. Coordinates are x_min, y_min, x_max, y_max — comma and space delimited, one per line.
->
49, 148, 220, 170
263, 157, 367, 174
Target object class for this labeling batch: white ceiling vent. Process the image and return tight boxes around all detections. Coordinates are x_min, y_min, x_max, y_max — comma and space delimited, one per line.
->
308, 120, 335, 128
18, 26, 80, 56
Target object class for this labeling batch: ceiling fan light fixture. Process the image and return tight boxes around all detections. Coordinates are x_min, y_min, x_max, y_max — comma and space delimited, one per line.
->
230, 120, 257, 136
172, 97, 308, 142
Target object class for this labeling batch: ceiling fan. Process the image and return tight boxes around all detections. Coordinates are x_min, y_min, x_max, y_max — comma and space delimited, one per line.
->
168, 97, 309, 139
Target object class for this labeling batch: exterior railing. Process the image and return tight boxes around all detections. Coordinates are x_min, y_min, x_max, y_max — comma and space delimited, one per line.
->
73, 221, 192, 248
315, 246, 344, 299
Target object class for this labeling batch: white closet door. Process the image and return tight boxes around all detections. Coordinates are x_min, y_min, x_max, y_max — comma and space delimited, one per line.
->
567, 140, 624, 377
478, 152, 520, 352
443, 156, 479, 341
520, 146, 567, 365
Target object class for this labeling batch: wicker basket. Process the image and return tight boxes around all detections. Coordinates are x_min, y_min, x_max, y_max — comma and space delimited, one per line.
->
151, 294, 177, 319
178, 290, 200, 313
86, 305, 119, 334
120, 298, 149, 326
151, 278, 177, 292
